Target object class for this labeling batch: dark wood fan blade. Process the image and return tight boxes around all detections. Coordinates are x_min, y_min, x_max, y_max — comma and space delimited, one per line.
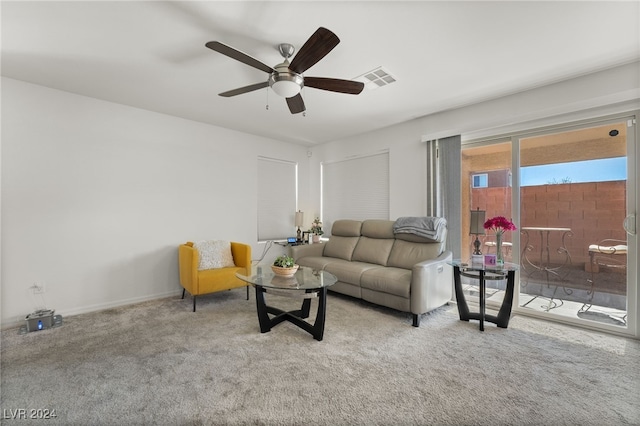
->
205, 41, 274, 74
286, 93, 305, 114
219, 81, 269, 97
289, 27, 340, 74
304, 77, 364, 95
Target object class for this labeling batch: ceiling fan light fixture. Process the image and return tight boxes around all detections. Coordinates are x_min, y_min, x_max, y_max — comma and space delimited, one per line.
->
269, 72, 303, 98
207, 28, 363, 114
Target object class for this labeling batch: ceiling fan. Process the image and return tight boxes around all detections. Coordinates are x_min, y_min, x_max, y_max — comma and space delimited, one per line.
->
205, 27, 364, 114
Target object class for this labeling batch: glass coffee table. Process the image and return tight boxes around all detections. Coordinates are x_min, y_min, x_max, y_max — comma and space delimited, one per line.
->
236, 266, 337, 341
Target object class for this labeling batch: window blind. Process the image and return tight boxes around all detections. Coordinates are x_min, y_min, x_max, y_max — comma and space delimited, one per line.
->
322, 151, 389, 232
257, 157, 297, 241
426, 136, 461, 259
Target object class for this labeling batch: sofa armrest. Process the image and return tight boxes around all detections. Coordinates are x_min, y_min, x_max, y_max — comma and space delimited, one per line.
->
410, 250, 453, 314
291, 243, 325, 262
230, 242, 252, 275
178, 244, 198, 293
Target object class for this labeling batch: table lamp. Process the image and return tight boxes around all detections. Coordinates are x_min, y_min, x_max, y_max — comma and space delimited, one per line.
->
295, 210, 304, 242
470, 208, 485, 263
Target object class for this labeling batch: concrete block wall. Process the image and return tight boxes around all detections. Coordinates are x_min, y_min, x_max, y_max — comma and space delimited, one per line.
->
472, 180, 627, 267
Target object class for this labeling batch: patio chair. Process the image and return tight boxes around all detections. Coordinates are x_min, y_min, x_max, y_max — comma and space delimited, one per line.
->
587, 238, 627, 276
579, 239, 627, 322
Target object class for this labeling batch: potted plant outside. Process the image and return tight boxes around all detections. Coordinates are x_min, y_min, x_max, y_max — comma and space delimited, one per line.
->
272, 255, 299, 277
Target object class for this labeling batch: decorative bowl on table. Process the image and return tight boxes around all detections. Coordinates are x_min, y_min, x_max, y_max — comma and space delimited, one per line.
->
271, 264, 299, 277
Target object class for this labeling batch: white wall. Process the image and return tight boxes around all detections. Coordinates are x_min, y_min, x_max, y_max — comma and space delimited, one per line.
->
1, 78, 307, 326
309, 62, 640, 222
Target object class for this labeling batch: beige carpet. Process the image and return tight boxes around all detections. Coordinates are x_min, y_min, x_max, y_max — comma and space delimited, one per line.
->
1, 289, 639, 425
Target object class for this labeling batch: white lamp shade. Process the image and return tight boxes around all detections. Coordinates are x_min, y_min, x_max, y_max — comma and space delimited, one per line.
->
295, 211, 304, 227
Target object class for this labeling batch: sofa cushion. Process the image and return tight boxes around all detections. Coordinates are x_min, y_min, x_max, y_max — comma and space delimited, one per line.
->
296, 256, 340, 270
361, 267, 412, 298
331, 220, 362, 237
323, 236, 360, 261
352, 236, 394, 266
193, 240, 235, 270
361, 220, 395, 239
324, 261, 380, 286
387, 240, 443, 270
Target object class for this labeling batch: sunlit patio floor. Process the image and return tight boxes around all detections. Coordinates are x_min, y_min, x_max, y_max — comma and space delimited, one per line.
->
460, 265, 628, 327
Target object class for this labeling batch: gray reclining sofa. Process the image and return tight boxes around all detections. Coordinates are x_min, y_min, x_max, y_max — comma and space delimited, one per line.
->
290, 219, 453, 326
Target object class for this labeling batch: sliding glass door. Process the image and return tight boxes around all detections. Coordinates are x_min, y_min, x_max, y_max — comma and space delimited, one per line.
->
462, 115, 637, 335
517, 119, 635, 332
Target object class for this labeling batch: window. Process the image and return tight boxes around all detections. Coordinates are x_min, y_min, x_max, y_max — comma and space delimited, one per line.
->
471, 173, 488, 188
257, 157, 297, 241
322, 151, 389, 231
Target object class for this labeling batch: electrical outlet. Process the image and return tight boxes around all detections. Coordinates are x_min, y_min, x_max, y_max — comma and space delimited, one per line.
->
31, 282, 46, 294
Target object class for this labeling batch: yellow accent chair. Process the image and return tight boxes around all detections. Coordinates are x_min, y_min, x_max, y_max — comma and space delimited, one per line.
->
178, 241, 252, 312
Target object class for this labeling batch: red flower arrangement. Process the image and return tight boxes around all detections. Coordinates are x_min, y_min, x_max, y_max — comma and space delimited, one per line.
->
484, 216, 517, 235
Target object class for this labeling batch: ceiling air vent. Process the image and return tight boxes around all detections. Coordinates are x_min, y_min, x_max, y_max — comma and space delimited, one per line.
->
354, 67, 397, 90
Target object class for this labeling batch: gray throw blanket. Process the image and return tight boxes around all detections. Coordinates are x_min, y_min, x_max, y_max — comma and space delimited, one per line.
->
393, 216, 447, 242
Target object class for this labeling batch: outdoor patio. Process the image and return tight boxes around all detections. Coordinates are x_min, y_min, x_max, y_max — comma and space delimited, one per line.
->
460, 264, 627, 327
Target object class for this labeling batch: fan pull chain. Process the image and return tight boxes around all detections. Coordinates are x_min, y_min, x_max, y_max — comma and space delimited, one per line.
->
265, 87, 269, 110
302, 87, 306, 117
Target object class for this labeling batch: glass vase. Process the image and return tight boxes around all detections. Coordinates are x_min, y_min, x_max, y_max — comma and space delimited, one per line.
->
496, 232, 504, 265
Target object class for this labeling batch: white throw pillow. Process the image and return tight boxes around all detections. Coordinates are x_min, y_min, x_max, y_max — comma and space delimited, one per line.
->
193, 240, 235, 270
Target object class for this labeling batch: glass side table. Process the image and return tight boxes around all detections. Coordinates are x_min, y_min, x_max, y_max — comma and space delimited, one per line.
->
448, 260, 519, 331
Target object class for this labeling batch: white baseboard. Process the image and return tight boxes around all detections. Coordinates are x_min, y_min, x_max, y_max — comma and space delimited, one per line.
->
1, 289, 183, 330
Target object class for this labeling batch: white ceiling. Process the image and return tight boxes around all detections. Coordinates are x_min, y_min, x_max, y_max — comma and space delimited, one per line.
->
2, 1, 639, 146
